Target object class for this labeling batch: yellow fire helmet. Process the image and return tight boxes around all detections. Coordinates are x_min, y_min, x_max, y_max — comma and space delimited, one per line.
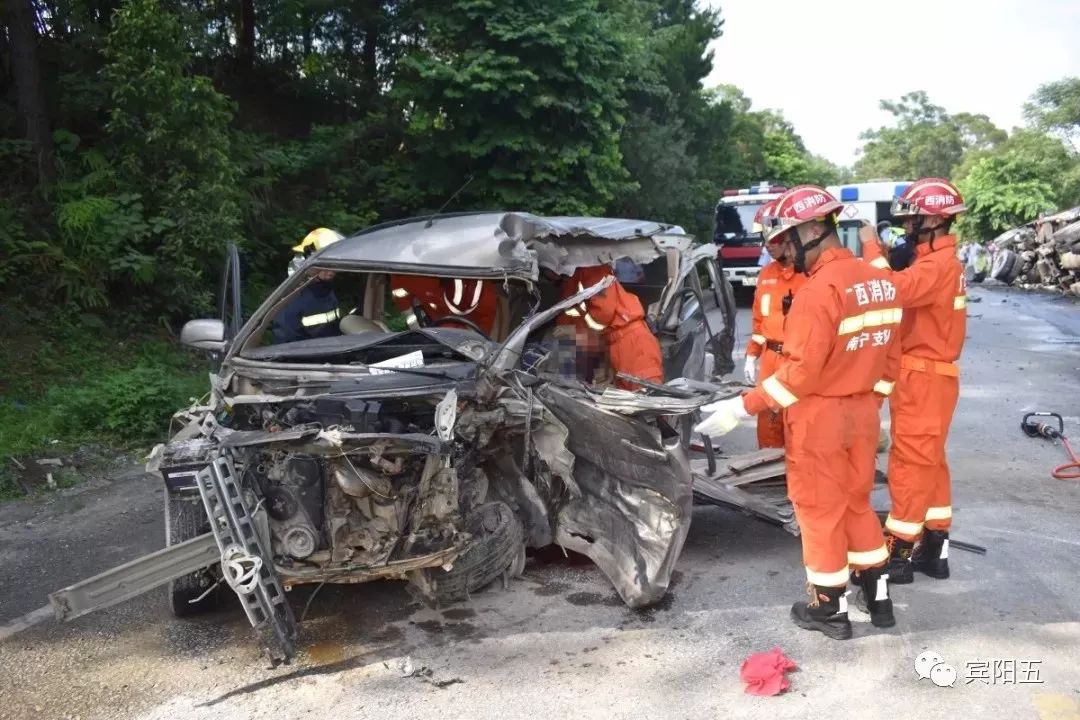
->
292, 227, 345, 256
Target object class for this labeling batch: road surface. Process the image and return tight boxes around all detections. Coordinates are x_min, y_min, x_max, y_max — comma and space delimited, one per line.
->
2, 284, 1080, 720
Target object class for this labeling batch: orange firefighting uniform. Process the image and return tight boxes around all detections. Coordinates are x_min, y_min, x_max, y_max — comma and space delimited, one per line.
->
440, 278, 499, 335
747, 261, 807, 448
864, 235, 966, 541
559, 266, 664, 390
390, 275, 499, 335
742, 247, 902, 586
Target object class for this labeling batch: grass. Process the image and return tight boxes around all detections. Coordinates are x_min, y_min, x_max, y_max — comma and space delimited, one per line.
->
0, 305, 208, 500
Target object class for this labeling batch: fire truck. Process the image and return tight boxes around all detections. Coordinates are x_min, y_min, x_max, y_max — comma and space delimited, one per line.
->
712, 182, 787, 288
714, 180, 914, 287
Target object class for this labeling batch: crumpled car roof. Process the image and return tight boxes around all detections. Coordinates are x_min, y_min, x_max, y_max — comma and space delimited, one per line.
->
314, 212, 691, 278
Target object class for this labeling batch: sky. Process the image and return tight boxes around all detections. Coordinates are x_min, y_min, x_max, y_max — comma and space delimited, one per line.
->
703, 0, 1080, 167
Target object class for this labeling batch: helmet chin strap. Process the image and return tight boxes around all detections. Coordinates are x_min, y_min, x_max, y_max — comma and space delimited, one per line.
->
910, 215, 951, 252
790, 217, 836, 274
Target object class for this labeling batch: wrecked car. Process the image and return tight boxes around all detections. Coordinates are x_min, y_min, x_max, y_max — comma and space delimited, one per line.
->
55, 213, 738, 660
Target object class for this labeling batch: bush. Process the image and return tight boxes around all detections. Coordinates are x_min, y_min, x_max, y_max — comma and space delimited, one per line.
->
48, 365, 206, 440
0, 318, 208, 491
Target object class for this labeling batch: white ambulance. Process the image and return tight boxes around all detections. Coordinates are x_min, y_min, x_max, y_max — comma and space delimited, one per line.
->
825, 180, 913, 255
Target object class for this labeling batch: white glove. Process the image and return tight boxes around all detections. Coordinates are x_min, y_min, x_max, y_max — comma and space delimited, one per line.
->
693, 396, 750, 437
744, 355, 758, 385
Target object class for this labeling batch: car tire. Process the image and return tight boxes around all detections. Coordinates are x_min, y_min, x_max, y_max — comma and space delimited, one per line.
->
991, 249, 1018, 282
971, 271, 986, 284
165, 490, 221, 617
420, 502, 525, 605
1005, 256, 1025, 285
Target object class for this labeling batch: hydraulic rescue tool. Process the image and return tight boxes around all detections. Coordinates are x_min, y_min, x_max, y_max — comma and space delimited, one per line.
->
1021, 412, 1080, 480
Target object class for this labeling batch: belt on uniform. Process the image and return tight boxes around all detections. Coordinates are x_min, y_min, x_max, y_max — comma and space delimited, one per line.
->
765, 340, 784, 354
900, 354, 959, 377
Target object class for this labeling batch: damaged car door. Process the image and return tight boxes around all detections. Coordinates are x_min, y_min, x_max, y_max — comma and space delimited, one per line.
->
537, 384, 693, 607
489, 278, 697, 607
655, 248, 736, 382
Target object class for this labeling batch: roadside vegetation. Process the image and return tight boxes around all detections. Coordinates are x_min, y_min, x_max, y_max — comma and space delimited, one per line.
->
0, 306, 206, 498
2, 0, 1080, 495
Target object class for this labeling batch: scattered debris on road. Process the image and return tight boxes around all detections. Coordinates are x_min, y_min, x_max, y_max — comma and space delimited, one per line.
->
391, 657, 465, 689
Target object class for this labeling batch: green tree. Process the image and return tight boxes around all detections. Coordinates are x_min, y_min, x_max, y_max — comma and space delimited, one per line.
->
608, 0, 726, 234
854, 91, 1005, 181
703, 87, 845, 189
956, 129, 1080, 242
97, 0, 242, 317
1025, 77, 1080, 151
393, 0, 636, 215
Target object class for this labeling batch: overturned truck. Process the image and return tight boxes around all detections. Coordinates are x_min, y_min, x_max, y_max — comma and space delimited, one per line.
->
49, 213, 801, 661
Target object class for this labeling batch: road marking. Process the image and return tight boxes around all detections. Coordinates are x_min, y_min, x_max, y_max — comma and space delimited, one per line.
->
0, 605, 53, 642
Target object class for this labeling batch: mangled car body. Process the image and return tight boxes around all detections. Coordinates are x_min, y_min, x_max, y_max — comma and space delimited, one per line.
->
120, 213, 738, 659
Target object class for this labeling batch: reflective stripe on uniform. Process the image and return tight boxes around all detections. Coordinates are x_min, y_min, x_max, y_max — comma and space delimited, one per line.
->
925, 506, 952, 521
761, 294, 771, 317
762, 375, 797, 408
392, 288, 409, 298
563, 282, 608, 331
446, 279, 483, 315
869, 257, 891, 270
751, 334, 767, 345
873, 379, 895, 396
837, 307, 903, 335
583, 313, 606, 331
900, 355, 959, 377
848, 545, 888, 566
301, 308, 341, 327
954, 295, 967, 310
885, 515, 923, 537
805, 566, 850, 587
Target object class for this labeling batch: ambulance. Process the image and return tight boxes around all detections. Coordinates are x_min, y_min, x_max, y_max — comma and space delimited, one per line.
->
713, 180, 912, 288
825, 180, 913, 255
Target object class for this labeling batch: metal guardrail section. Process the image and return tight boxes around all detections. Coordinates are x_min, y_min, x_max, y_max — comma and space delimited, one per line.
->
49, 533, 219, 622
196, 455, 297, 662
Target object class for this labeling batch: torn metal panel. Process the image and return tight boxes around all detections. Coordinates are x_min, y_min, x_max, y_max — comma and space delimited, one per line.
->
486, 274, 614, 374
584, 386, 706, 416
538, 384, 692, 608
691, 450, 798, 535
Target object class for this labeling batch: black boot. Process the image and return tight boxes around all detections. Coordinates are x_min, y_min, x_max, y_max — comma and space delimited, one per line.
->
886, 536, 915, 584
852, 565, 896, 628
913, 529, 950, 579
790, 584, 852, 640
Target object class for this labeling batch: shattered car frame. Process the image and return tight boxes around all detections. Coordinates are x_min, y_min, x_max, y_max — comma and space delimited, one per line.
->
56, 213, 740, 661
46, 211, 747, 660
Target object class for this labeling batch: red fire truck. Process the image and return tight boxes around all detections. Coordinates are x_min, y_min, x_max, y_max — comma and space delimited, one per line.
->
712, 182, 786, 289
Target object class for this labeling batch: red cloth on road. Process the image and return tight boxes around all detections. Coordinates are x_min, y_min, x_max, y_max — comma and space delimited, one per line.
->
740, 647, 797, 696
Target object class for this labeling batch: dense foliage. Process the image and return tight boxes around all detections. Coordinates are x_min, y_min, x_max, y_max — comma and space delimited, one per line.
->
4, 0, 1080, 483
1, 0, 842, 327
854, 88, 1080, 242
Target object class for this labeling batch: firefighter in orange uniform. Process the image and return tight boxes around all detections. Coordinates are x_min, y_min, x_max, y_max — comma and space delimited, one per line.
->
559, 265, 664, 390
390, 275, 443, 321
861, 178, 967, 584
696, 185, 902, 639
389, 276, 498, 335
745, 200, 808, 448
438, 278, 499, 336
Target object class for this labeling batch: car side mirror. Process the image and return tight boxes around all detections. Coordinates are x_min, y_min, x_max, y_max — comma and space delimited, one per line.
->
180, 319, 227, 353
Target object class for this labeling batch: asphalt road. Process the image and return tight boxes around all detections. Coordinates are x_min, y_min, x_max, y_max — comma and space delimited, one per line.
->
3, 283, 1080, 720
